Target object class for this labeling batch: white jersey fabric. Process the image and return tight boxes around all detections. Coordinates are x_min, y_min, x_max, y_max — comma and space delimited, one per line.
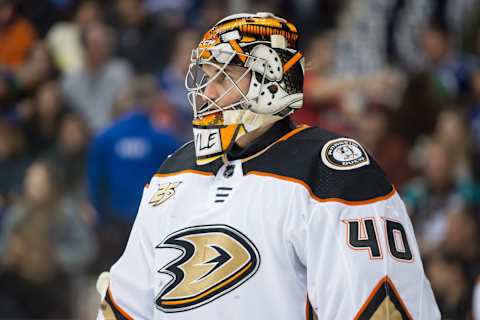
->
97, 120, 440, 319
474, 277, 480, 320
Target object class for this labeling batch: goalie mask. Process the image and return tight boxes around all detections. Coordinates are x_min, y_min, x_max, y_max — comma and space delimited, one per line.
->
185, 12, 304, 165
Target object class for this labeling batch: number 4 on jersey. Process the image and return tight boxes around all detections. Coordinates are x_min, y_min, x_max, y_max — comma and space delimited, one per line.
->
343, 217, 413, 262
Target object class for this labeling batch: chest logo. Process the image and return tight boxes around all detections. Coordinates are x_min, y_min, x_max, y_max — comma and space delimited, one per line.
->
149, 182, 182, 206
321, 137, 370, 170
155, 225, 260, 313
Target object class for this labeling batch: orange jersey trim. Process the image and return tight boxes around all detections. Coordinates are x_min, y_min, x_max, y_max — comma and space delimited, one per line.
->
241, 125, 310, 163
107, 288, 134, 320
155, 125, 310, 176
246, 170, 396, 205
305, 297, 317, 320
354, 275, 413, 320
155, 169, 214, 178
278, 124, 310, 142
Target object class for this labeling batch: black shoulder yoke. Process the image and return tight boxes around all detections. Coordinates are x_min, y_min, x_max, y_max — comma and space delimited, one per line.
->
157, 141, 212, 174
157, 126, 394, 202
242, 127, 394, 202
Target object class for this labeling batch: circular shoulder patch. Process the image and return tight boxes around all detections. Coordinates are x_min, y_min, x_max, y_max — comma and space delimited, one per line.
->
320, 138, 370, 170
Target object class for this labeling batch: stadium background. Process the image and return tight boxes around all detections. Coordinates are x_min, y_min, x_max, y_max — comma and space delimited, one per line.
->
0, 0, 479, 318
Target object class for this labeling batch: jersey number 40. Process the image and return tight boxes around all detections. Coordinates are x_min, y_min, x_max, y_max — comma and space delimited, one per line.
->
343, 217, 413, 262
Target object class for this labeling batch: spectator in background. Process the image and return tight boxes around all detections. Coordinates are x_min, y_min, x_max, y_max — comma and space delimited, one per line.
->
402, 140, 469, 254
0, 0, 37, 70
113, 75, 184, 138
442, 208, 479, 268
87, 74, 179, 271
293, 32, 350, 133
421, 21, 477, 100
0, 119, 29, 215
434, 207, 480, 315
14, 0, 64, 37
44, 112, 91, 201
296, 32, 403, 134
433, 107, 472, 179
107, 0, 172, 73
157, 29, 198, 139
354, 104, 412, 190
0, 213, 72, 318
427, 252, 472, 319
46, 0, 102, 74
469, 71, 480, 199
432, 106, 480, 206
20, 80, 68, 156
470, 69, 480, 144
1, 159, 97, 272
0, 42, 59, 114
62, 21, 132, 132
0, 160, 97, 318
195, 0, 227, 32
392, 72, 442, 145
149, 90, 187, 140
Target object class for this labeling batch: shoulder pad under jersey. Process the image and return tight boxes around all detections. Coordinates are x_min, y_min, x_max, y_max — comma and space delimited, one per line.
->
242, 127, 394, 203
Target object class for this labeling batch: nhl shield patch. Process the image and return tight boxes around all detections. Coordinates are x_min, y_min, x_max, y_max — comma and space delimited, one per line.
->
321, 138, 370, 170
149, 182, 182, 206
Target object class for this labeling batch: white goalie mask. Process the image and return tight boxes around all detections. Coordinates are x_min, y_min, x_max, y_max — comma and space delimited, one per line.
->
185, 12, 304, 165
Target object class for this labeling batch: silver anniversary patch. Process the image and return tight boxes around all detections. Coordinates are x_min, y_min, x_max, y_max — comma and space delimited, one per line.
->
321, 138, 370, 170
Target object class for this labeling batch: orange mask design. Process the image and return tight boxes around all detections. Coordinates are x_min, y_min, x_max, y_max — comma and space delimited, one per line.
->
192, 113, 246, 165
186, 13, 304, 165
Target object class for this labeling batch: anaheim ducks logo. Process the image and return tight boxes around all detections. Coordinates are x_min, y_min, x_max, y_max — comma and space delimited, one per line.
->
155, 225, 260, 312
149, 182, 181, 206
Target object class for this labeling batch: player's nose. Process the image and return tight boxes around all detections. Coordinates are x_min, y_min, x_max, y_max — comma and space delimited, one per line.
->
203, 81, 221, 102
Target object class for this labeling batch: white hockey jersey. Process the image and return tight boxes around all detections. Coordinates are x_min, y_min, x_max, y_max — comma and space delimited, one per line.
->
97, 119, 441, 319
474, 277, 480, 320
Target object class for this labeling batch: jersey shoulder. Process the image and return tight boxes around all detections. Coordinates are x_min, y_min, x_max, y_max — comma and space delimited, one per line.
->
243, 126, 394, 202
156, 140, 209, 175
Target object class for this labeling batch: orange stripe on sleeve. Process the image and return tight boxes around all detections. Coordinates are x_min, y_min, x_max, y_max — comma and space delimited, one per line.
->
305, 300, 310, 320
107, 288, 134, 320
353, 276, 413, 320
353, 276, 387, 319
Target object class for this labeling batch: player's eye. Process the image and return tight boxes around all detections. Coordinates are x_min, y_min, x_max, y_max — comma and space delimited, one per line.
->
213, 72, 229, 85
220, 73, 230, 82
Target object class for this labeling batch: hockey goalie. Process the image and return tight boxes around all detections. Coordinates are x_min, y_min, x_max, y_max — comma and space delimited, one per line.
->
96, 12, 441, 320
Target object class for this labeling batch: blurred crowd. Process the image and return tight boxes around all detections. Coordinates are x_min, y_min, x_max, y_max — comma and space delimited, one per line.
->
0, 0, 479, 319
